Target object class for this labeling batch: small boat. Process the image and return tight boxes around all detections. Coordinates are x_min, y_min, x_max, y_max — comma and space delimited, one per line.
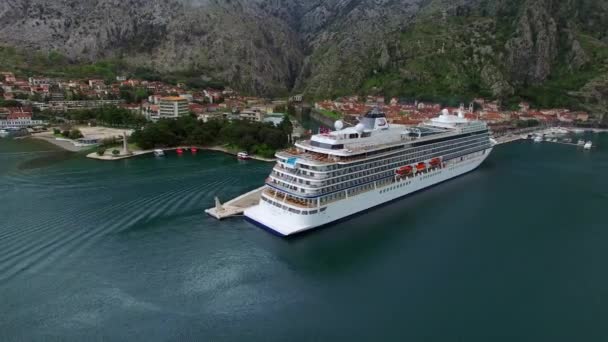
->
191, 147, 198, 153
577, 139, 585, 146
396, 165, 413, 176
237, 152, 251, 160
0, 129, 9, 137
563, 138, 572, 143
429, 158, 442, 167
533, 136, 543, 143
153, 149, 165, 157
176, 148, 184, 154
584, 141, 592, 150
415, 162, 426, 172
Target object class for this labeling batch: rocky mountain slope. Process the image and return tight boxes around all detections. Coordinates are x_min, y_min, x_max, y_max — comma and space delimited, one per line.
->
0, 0, 606, 114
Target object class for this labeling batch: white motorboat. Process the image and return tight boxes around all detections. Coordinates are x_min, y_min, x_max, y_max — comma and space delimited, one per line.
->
237, 152, 251, 160
153, 149, 165, 157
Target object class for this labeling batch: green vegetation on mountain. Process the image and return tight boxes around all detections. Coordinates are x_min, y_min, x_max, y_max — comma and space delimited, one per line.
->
1, 0, 607, 116
0, 46, 225, 89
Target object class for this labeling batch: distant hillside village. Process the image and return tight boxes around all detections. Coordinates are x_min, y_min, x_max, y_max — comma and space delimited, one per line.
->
0, 71, 293, 129
0, 70, 599, 134
315, 95, 597, 134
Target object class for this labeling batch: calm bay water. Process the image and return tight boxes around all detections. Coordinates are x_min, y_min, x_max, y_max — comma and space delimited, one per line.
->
0, 135, 607, 341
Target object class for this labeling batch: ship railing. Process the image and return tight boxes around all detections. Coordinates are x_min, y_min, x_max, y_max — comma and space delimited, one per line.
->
274, 164, 330, 179
263, 189, 317, 208
266, 179, 323, 196
271, 172, 326, 186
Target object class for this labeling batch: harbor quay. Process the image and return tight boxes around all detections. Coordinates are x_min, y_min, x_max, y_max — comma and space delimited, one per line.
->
86, 145, 276, 162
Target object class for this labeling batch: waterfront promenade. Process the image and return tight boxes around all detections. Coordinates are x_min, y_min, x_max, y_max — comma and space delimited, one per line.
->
86, 145, 276, 162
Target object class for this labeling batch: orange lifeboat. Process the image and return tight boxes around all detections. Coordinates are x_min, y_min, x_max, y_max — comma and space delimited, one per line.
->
396, 165, 413, 176
430, 158, 441, 166
416, 162, 426, 171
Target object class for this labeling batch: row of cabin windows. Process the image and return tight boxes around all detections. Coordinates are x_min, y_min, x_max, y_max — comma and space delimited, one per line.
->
261, 196, 328, 215
272, 139, 490, 195
317, 137, 488, 186
289, 130, 488, 173
274, 136, 490, 194
379, 180, 413, 193
313, 142, 491, 196
301, 133, 489, 179
270, 145, 487, 205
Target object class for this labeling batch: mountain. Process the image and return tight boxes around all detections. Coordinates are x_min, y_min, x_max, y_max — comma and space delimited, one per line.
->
0, 0, 607, 114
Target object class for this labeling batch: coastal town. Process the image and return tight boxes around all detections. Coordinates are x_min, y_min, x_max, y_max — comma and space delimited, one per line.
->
0, 70, 602, 155
314, 96, 596, 134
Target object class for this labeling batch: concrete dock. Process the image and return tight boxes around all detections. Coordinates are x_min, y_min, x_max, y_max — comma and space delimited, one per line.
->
205, 186, 265, 220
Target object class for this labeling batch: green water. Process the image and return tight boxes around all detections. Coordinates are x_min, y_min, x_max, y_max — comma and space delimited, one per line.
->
0, 135, 607, 341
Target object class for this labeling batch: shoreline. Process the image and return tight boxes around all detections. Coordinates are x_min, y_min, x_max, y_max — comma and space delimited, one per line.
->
28, 134, 85, 152
86, 145, 276, 162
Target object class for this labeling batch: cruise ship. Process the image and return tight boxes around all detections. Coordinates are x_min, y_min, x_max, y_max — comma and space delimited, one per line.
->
245, 108, 495, 236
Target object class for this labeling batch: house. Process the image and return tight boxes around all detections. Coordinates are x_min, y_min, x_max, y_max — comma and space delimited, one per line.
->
88, 79, 105, 89
197, 112, 224, 123
481, 111, 505, 124
482, 101, 500, 112
575, 112, 590, 122
120, 103, 142, 114
188, 103, 205, 115
7, 107, 33, 120
239, 109, 264, 122
289, 94, 303, 103
557, 112, 575, 123
1, 72, 16, 83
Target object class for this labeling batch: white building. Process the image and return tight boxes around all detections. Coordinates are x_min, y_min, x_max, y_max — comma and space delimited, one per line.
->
158, 96, 189, 119
0, 119, 46, 128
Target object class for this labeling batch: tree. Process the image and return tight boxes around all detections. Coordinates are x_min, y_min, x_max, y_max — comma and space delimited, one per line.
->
112, 149, 120, 156
97, 148, 106, 156
130, 117, 291, 155
69, 129, 83, 139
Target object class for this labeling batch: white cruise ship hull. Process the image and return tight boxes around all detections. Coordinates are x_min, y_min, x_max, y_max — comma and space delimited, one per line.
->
245, 148, 492, 236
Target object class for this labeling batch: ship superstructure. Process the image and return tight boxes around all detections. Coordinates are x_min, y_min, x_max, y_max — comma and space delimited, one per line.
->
245, 108, 495, 236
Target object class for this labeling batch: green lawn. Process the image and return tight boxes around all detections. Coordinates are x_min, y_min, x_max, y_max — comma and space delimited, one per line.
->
318, 109, 342, 120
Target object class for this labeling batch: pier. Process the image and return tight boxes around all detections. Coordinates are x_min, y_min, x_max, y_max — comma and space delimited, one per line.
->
205, 186, 265, 220
494, 135, 524, 145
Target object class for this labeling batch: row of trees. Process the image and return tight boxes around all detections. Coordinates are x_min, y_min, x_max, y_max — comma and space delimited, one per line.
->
53, 127, 83, 140
131, 116, 293, 158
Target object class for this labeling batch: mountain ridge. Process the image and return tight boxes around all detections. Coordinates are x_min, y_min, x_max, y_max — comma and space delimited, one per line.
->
0, 0, 606, 115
